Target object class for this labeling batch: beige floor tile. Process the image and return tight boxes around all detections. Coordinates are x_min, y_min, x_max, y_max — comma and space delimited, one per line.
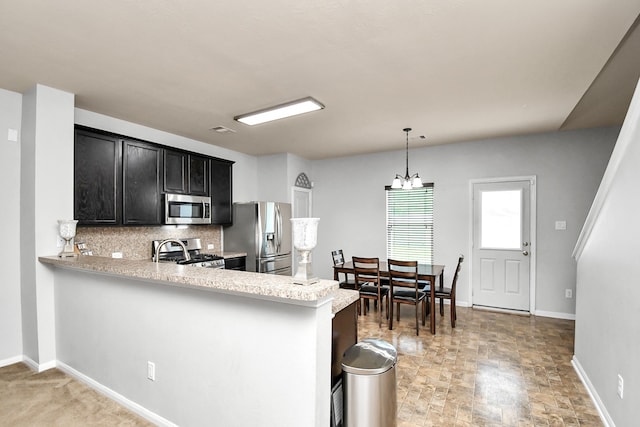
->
357, 304, 604, 426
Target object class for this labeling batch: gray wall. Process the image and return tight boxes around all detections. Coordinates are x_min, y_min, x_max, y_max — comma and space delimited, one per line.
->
256, 154, 289, 203
0, 88, 23, 362
312, 127, 618, 317
54, 268, 331, 426
253, 153, 314, 204
573, 82, 640, 425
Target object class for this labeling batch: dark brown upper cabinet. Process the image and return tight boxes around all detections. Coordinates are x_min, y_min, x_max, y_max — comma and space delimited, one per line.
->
74, 128, 122, 225
189, 154, 209, 196
163, 149, 209, 196
122, 140, 162, 225
74, 126, 231, 226
210, 158, 234, 225
163, 149, 187, 194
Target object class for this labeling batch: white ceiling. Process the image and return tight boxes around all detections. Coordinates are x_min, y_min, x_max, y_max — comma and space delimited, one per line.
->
1, 1, 639, 159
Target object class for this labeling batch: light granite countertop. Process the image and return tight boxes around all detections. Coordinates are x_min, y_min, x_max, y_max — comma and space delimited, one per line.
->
39, 255, 358, 313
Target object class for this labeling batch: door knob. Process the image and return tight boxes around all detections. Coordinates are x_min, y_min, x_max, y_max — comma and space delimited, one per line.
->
522, 251, 529, 256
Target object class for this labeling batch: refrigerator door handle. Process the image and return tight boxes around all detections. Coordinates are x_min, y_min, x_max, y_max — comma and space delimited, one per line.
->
275, 204, 282, 253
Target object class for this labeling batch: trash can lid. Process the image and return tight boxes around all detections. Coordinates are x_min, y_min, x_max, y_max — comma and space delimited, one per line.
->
341, 338, 398, 375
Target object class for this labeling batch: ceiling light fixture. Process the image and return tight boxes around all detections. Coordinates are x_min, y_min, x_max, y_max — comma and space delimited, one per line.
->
234, 97, 324, 126
391, 127, 423, 190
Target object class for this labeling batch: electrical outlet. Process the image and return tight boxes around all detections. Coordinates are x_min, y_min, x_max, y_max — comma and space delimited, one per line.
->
111, 252, 123, 259
207, 243, 214, 250
565, 289, 572, 298
617, 374, 624, 399
147, 361, 156, 381
56, 236, 65, 248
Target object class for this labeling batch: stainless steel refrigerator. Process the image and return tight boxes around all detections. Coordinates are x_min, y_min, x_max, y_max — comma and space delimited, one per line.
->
223, 202, 292, 275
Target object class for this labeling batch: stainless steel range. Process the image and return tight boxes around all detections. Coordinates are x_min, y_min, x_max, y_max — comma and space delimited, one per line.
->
151, 238, 225, 269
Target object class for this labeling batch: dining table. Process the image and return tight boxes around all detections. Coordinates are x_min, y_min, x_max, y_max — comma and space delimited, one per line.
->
333, 261, 445, 334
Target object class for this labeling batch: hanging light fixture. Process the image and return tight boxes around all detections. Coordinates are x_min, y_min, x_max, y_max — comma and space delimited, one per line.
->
391, 127, 423, 190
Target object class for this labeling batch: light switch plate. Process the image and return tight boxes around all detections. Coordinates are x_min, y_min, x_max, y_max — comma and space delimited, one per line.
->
555, 220, 567, 230
7, 128, 18, 142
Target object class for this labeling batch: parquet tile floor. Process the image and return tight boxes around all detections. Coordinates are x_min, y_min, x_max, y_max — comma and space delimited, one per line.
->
358, 304, 603, 426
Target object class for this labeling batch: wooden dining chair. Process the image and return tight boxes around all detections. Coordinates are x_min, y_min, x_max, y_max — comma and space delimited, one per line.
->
352, 256, 389, 327
425, 255, 464, 328
331, 249, 356, 289
388, 259, 427, 336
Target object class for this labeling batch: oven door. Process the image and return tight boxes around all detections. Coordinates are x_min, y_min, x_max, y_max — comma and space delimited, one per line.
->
165, 194, 211, 224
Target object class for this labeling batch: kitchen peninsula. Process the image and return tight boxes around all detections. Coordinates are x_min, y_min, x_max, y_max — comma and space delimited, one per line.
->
40, 255, 358, 427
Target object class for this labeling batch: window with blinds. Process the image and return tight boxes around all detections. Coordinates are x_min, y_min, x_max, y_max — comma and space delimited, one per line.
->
386, 184, 434, 264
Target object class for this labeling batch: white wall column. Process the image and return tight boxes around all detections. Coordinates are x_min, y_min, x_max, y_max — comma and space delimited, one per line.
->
20, 84, 74, 369
0, 88, 24, 363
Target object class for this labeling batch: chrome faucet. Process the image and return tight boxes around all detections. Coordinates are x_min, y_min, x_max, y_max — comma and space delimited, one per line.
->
154, 239, 191, 263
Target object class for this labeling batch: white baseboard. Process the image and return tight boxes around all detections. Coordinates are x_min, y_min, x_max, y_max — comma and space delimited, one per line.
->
467, 306, 575, 320
0, 355, 24, 368
432, 299, 470, 307
39, 360, 57, 372
21, 355, 57, 372
21, 355, 39, 371
56, 361, 177, 427
572, 356, 614, 427
534, 309, 576, 320
473, 305, 530, 316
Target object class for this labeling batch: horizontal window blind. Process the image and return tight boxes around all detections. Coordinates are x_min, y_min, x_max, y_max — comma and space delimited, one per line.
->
386, 184, 434, 264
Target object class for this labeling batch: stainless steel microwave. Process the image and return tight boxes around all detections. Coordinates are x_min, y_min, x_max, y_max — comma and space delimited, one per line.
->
164, 194, 211, 225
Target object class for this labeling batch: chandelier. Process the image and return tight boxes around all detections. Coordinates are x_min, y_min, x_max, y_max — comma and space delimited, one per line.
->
391, 127, 423, 190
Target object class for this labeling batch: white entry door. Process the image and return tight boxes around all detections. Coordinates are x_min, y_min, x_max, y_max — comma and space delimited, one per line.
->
472, 179, 534, 312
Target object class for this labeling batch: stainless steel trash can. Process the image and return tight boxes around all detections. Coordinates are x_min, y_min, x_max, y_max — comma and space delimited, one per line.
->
341, 338, 397, 427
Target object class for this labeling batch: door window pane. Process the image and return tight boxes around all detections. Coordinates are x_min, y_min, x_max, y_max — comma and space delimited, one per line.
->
480, 190, 521, 249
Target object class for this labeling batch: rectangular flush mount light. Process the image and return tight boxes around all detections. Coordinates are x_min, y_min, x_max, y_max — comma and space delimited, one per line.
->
234, 97, 324, 126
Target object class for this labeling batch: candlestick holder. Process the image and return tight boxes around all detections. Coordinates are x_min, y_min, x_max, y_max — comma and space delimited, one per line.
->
58, 219, 78, 258
291, 218, 320, 285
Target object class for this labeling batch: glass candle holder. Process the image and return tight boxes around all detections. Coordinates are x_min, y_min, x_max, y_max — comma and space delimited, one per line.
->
58, 219, 78, 258
291, 217, 320, 285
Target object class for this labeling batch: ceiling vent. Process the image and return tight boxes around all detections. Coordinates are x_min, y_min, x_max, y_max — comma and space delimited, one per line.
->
210, 126, 236, 134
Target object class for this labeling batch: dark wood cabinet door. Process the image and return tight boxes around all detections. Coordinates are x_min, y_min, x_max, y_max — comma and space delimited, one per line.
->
331, 302, 358, 386
123, 140, 161, 225
210, 158, 234, 225
163, 150, 187, 194
74, 129, 121, 225
188, 154, 209, 196
224, 256, 246, 271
